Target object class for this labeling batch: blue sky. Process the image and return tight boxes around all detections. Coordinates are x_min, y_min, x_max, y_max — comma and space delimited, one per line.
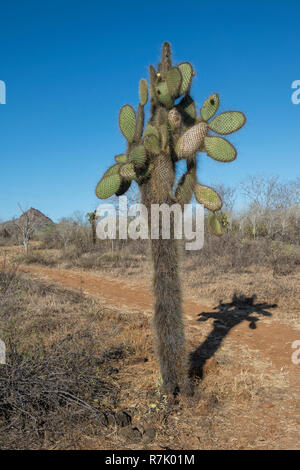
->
0, 0, 299, 222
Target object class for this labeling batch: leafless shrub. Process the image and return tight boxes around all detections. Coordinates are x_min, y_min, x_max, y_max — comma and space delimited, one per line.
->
0, 271, 131, 449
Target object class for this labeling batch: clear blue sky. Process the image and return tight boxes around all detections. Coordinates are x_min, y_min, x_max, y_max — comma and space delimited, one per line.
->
0, 0, 299, 222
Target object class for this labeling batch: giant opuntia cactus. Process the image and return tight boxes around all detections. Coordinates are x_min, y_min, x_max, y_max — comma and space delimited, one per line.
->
95, 42, 246, 395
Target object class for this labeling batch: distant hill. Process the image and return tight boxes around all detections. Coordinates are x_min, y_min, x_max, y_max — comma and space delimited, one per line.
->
1, 208, 54, 235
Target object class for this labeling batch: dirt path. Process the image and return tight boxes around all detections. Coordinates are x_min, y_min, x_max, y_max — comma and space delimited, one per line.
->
20, 264, 300, 384
12, 263, 299, 448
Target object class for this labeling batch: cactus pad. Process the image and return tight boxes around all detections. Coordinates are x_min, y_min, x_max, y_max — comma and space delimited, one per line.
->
129, 145, 147, 167
119, 105, 136, 143
207, 212, 223, 236
144, 124, 160, 140
155, 81, 174, 107
139, 79, 148, 106
116, 178, 131, 196
159, 123, 169, 150
204, 136, 237, 162
176, 95, 196, 126
115, 154, 128, 164
208, 111, 246, 135
166, 67, 182, 96
200, 94, 220, 121
175, 122, 208, 159
175, 172, 196, 205
168, 108, 182, 129
96, 174, 121, 199
103, 163, 122, 177
178, 63, 193, 95
119, 162, 137, 180
194, 184, 222, 212
144, 134, 161, 155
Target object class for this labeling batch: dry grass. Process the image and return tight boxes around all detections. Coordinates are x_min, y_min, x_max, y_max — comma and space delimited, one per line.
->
1, 238, 300, 450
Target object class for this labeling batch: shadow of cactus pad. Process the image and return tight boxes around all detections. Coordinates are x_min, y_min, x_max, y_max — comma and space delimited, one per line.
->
116, 178, 131, 196
119, 105, 136, 143
204, 136, 237, 162
96, 174, 121, 199
176, 95, 196, 125
208, 111, 246, 135
200, 93, 220, 121
194, 184, 222, 212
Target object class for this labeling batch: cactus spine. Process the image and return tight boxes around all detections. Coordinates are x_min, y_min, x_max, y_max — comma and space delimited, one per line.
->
95, 43, 246, 395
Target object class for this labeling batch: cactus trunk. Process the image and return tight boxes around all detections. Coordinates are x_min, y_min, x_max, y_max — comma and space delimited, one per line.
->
91, 220, 96, 245
140, 158, 190, 394
151, 237, 188, 394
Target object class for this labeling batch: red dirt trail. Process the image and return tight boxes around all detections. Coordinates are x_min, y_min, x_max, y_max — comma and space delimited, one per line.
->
20, 264, 300, 389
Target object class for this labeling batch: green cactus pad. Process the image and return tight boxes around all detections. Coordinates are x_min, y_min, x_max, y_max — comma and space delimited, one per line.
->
176, 95, 196, 125
119, 105, 136, 143
119, 162, 137, 180
194, 184, 222, 212
207, 212, 223, 236
208, 111, 246, 135
144, 124, 160, 140
116, 178, 131, 196
204, 136, 237, 162
155, 81, 174, 108
96, 174, 121, 199
178, 62, 193, 95
166, 67, 182, 97
175, 172, 196, 204
139, 79, 148, 106
200, 94, 220, 121
144, 134, 161, 155
159, 123, 169, 150
149, 65, 158, 102
129, 145, 147, 167
103, 163, 122, 177
114, 154, 128, 164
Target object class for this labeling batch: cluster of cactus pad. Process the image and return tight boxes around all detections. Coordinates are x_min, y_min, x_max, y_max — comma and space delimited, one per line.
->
96, 44, 245, 237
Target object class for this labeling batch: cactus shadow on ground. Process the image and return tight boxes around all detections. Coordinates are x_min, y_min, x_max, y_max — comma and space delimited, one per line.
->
189, 294, 278, 379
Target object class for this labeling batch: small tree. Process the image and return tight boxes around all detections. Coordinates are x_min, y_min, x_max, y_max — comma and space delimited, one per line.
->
95, 43, 246, 394
13, 205, 37, 255
85, 210, 98, 245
